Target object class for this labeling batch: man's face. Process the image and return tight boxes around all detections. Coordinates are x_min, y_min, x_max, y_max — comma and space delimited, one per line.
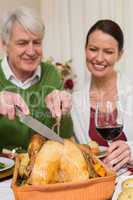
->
5, 22, 43, 80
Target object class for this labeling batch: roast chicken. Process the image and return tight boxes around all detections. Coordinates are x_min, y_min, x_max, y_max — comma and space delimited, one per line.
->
18, 134, 107, 186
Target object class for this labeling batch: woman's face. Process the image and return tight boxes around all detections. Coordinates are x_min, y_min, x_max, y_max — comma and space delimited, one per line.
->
85, 30, 122, 78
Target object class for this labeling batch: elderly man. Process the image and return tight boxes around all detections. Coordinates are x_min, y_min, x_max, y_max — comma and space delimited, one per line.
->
0, 7, 73, 151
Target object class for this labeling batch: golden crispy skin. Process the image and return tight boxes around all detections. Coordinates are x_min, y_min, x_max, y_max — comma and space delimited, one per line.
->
30, 140, 63, 185
27, 134, 45, 177
30, 140, 89, 185
18, 153, 29, 177
59, 140, 89, 182
28, 134, 45, 158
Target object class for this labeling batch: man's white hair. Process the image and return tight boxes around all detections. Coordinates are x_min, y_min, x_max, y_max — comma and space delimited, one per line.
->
1, 7, 45, 44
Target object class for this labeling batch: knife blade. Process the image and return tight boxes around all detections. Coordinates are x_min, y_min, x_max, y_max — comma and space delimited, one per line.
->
16, 107, 64, 144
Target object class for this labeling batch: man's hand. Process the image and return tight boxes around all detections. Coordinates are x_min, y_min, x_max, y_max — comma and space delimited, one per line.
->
45, 90, 72, 118
0, 91, 29, 120
103, 140, 131, 172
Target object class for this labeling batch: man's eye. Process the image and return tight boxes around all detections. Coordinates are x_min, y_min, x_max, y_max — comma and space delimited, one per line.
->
34, 41, 42, 46
17, 42, 27, 46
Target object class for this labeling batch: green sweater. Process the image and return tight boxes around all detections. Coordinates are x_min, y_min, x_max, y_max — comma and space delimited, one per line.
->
0, 61, 74, 151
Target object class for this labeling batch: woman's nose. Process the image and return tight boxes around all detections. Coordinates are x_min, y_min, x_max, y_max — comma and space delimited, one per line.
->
96, 51, 104, 62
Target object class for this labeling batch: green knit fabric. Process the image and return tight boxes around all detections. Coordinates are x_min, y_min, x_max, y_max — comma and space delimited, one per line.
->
0, 60, 74, 151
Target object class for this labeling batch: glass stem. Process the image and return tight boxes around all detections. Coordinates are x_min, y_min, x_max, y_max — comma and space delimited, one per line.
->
107, 140, 112, 146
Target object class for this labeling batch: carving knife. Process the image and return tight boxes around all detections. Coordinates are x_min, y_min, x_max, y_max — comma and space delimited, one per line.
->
16, 107, 64, 144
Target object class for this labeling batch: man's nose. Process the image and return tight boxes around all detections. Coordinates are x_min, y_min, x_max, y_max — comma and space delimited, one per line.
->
26, 43, 35, 56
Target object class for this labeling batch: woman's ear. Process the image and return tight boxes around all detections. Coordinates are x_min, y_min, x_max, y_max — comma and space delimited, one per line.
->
85, 47, 88, 57
118, 49, 124, 61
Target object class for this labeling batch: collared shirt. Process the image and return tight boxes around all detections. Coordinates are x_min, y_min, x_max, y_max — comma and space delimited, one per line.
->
1, 56, 41, 89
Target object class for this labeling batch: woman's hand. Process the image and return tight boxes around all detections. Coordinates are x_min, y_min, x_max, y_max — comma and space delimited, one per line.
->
103, 140, 131, 172
45, 90, 72, 118
0, 91, 29, 120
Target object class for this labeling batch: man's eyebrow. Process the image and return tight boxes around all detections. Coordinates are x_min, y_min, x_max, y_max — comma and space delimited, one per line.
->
16, 39, 29, 42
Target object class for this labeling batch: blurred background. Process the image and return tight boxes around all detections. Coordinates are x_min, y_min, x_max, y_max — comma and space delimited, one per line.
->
0, 0, 133, 89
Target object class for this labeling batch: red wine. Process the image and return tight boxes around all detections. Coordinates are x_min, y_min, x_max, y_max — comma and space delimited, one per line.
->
96, 125, 123, 141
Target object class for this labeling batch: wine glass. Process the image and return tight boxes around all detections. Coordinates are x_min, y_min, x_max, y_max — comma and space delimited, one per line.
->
95, 100, 123, 145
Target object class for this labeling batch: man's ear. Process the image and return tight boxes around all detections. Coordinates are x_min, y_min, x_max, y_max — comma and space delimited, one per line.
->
0, 39, 4, 49
1, 40, 8, 53
0, 40, 7, 56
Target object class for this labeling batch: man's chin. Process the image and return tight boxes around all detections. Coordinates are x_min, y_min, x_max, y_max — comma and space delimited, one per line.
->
22, 62, 39, 70
20, 66, 37, 75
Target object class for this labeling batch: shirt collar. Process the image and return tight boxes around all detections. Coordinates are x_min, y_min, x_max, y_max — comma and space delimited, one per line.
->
1, 56, 41, 82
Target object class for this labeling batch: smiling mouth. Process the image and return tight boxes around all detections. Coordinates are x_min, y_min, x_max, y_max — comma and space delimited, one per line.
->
22, 57, 38, 63
93, 64, 107, 71
24, 57, 37, 60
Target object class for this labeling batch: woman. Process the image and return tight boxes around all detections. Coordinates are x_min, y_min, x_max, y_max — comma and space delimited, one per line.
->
71, 19, 133, 172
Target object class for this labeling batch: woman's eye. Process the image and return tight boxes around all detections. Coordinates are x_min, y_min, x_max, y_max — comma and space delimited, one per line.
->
89, 48, 97, 52
105, 51, 114, 54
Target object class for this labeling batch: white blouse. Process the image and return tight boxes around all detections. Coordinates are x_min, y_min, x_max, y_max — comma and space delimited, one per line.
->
71, 71, 133, 159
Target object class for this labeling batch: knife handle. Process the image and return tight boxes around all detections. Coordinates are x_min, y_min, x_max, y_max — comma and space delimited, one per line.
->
15, 105, 24, 118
